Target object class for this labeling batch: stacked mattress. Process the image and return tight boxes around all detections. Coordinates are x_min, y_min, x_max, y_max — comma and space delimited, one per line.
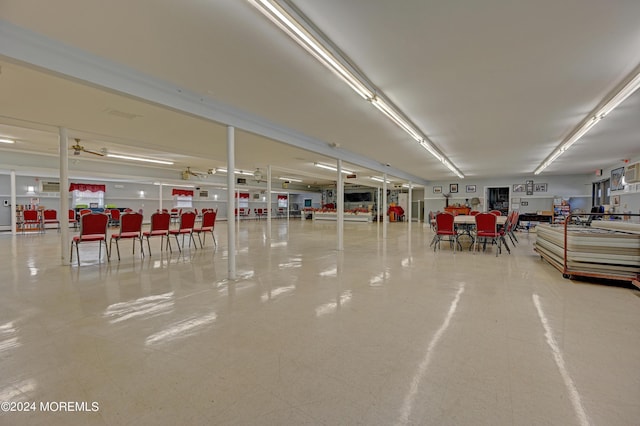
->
534, 223, 640, 279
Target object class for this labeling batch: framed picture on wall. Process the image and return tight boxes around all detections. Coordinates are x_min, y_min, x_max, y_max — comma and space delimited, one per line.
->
450, 183, 458, 193
612, 195, 621, 206
611, 167, 625, 190
465, 185, 476, 193
433, 186, 442, 194
534, 183, 547, 192
513, 184, 525, 193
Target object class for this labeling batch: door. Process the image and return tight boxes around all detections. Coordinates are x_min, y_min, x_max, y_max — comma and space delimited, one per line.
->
486, 187, 510, 215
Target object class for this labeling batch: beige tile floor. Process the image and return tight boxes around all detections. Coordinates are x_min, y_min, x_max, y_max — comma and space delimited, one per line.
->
0, 220, 638, 425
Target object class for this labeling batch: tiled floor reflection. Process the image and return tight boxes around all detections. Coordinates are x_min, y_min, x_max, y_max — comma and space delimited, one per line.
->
0, 220, 639, 425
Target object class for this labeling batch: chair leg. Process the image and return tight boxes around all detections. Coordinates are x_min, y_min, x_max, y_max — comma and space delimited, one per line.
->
175, 235, 181, 253
70, 242, 74, 264
139, 237, 144, 257
147, 237, 152, 256
114, 239, 120, 261
197, 232, 204, 249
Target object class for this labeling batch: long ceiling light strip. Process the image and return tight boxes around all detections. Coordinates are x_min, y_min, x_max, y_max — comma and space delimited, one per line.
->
248, 0, 464, 178
216, 168, 255, 176
314, 162, 353, 174
0, 138, 16, 144
106, 153, 173, 165
535, 69, 640, 175
248, 0, 372, 99
278, 176, 302, 182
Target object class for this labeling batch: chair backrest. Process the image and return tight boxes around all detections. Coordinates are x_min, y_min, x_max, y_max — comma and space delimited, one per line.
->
23, 210, 39, 221
110, 209, 121, 220
80, 209, 92, 216
435, 212, 455, 234
489, 210, 502, 216
469, 210, 480, 216
68, 209, 76, 221
43, 209, 57, 220
201, 211, 217, 229
80, 213, 109, 236
179, 211, 197, 230
119, 212, 143, 235
150, 212, 171, 232
476, 212, 497, 234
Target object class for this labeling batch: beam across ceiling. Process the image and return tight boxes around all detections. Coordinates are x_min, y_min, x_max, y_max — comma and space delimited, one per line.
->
0, 19, 429, 186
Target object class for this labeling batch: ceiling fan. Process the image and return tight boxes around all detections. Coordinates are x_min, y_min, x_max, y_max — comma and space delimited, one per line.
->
182, 167, 207, 180
69, 138, 105, 157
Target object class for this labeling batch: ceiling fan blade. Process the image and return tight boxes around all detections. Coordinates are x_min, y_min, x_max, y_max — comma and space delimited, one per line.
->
83, 149, 106, 157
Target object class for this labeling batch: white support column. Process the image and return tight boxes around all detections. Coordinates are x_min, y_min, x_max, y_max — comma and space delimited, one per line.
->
336, 159, 344, 251
158, 183, 163, 211
377, 187, 381, 226
408, 181, 413, 232
382, 173, 388, 239
266, 165, 272, 241
59, 127, 70, 265
10, 170, 16, 236
226, 126, 236, 280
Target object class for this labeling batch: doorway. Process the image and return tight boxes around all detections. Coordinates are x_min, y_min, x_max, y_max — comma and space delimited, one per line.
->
485, 186, 510, 215
592, 179, 610, 207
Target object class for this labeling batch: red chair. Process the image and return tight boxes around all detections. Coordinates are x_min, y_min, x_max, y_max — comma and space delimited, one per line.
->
490, 210, 502, 216
68, 209, 78, 228
70, 213, 109, 264
79, 209, 92, 217
430, 212, 461, 252
193, 210, 217, 248
42, 209, 60, 232
109, 209, 121, 227
169, 211, 197, 252
110, 212, 144, 260
469, 210, 480, 216
474, 213, 502, 256
143, 212, 172, 255
22, 210, 42, 233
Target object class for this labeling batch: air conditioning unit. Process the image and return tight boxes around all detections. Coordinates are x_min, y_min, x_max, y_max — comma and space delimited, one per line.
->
39, 181, 60, 193
625, 162, 640, 183
198, 190, 209, 198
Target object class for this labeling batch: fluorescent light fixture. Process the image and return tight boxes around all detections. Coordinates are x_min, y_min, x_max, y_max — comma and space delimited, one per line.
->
107, 153, 173, 165
371, 97, 422, 142
536, 69, 640, 174
153, 182, 194, 188
216, 168, 254, 176
314, 162, 353, 174
278, 177, 302, 182
596, 71, 640, 118
369, 176, 386, 183
249, 0, 464, 178
419, 141, 442, 162
0, 138, 15, 144
248, 0, 373, 99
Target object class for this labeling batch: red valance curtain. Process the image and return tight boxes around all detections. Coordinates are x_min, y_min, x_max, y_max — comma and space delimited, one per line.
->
277, 195, 288, 200
69, 183, 106, 192
235, 192, 250, 199
172, 188, 194, 196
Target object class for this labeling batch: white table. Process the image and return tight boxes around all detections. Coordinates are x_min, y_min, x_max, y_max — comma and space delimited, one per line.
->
454, 215, 507, 225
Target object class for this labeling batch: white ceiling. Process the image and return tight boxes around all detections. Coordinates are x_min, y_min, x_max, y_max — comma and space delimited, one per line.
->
1, 0, 639, 185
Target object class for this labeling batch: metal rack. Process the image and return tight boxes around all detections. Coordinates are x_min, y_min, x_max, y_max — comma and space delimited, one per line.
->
535, 213, 640, 289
